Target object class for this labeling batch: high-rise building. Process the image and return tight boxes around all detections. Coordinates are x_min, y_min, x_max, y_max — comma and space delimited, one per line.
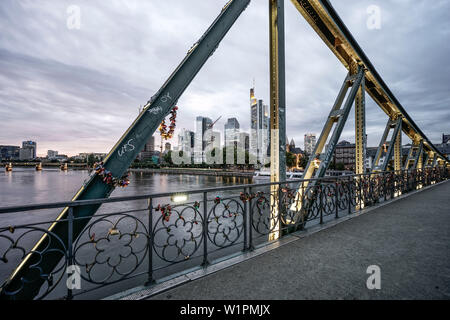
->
333, 140, 355, 171
194, 116, 212, 163
239, 132, 250, 157
178, 129, 194, 153
239, 132, 250, 151
304, 134, 317, 155
22, 140, 37, 159
224, 118, 240, 149
144, 136, 155, 152
47, 150, 58, 159
137, 135, 156, 161
211, 131, 221, 150
19, 148, 34, 160
0, 145, 20, 161
250, 88, 269, 165
164, 142, 171, 152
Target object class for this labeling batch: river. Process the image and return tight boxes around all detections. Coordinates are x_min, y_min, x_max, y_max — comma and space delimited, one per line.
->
0, 168, 257, 299
0, 168, 253, 207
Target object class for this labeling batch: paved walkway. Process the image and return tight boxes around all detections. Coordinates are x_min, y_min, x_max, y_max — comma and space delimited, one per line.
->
149, 181, 450, 300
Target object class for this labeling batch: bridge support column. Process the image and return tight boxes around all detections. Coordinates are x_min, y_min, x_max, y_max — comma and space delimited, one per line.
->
393, 116, 402, 172
372, 116, 402, 172
417, 148, 423, 169
291, 66, 364, 218
353, 64, 366, 176
422, 151, 430, 168
431, 154, 438, 167
404, 139, 423, 170
393, 116, 402, 196
352, 63, 366, 210
269, 0, 286, 240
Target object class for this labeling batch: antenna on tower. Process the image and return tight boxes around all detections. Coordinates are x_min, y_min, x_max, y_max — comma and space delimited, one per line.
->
252, 77, 255, 89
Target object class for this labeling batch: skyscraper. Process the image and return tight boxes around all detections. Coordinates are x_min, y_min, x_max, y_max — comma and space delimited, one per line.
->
22, 140, 37, 159
47, 150, 58, 159
224, 117, 240, 149
194, 116, 212, 163
211, 131, 221, 150
145, 136, 155, 152
137, 135, 155, 161
304, 133, 317, 155
178, 129, 194, 153
250, 88, 269, 165
238, 132, 250, 164
0, 145, 20, 161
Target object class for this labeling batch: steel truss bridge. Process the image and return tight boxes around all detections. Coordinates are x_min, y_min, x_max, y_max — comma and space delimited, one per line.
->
0, 0, 448, 299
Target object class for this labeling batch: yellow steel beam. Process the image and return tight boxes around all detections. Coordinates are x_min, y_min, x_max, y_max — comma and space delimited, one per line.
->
289, 0, 448, 165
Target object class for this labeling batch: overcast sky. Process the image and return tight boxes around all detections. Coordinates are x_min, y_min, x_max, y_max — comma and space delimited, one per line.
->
0, 0, 449, 156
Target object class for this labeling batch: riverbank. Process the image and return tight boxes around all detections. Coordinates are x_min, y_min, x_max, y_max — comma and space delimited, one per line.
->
3, 163, 256, 177
3, 162, 88, 170
130, 167, 255, 178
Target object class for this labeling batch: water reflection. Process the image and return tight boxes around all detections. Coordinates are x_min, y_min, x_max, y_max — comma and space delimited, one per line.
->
0, 168, 254, 299
0, 168, 252, 208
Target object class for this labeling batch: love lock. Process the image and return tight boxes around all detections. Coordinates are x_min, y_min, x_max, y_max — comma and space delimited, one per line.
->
108, 228, 120, 236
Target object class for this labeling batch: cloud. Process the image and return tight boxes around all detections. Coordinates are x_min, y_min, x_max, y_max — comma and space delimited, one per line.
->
0, 0, 448, 156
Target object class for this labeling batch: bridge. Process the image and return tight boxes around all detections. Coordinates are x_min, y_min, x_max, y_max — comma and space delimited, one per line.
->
128, 179, 450, 300
1, 168, 448, 300
0, 0, 449, 300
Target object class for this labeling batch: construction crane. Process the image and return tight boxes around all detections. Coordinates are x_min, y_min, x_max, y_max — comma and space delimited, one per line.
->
206, 116, 222, 147
208, 116, 222, 129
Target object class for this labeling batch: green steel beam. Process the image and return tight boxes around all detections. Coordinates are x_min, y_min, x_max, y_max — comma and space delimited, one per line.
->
0, 0, 250, 300
372, 117, 402, 172
292, 66, 364, 215
393, 120, 402, 171
289, 0, 448, 166
404, 140, 423, 170
313, 66, 364, 179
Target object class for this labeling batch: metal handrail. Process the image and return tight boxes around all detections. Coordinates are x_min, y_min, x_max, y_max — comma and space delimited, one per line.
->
0, 168, 426, 214
0, 167, 448, 300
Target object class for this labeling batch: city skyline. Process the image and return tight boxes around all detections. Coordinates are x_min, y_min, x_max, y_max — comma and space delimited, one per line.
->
1, 1, 449, 157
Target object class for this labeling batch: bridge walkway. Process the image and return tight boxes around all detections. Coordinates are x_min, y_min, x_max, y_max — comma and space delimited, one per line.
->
147, 181, 450, 300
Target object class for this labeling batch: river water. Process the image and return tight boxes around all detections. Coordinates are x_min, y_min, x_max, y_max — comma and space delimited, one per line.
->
0, 168, 253, 207
0, 168, 257, 299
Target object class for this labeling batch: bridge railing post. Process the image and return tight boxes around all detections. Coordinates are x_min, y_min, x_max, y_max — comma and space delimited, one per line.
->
319, 184, 323, 224
66, 206, 74, 300
248, 186, 254, 251
302, 183, 306, 228
335, 181, 339, 219
391, 172, 395, 198
277, 182, 283, 235
146, 197, 154, 286
403, 169, 407, 193
347, 176, 352, 215
202, 191, 209, 267
415, 169, 418, 188
242, 186, 248, 252
404, 170, 407, 191
359, 174, 363, 210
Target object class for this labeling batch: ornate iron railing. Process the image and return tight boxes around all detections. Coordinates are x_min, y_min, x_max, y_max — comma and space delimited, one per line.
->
0, 167, 448, 299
